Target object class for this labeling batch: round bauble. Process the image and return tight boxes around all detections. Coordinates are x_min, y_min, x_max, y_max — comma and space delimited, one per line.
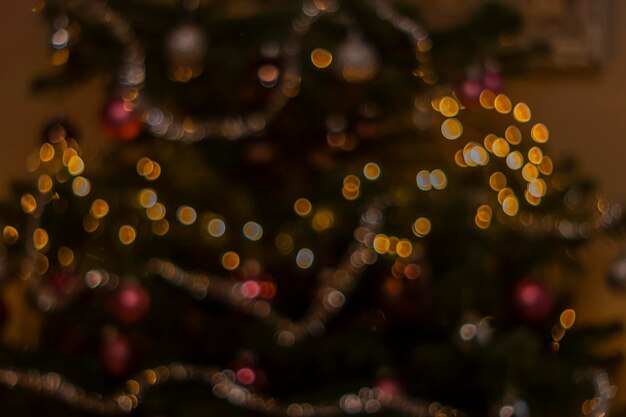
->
513, 279, 554, 323
334, 33, 379, 83
111, 281, 151, 324
100, 97, 142, 141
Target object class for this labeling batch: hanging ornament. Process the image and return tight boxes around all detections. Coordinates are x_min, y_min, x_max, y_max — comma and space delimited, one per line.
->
334, 32, 380, 83
99, 328, 134, 377
165, 22, 208, 81
513, 278, 554, 323
111, 281, 151, 324
605, 252, 626, 291
100, 97, 142, 141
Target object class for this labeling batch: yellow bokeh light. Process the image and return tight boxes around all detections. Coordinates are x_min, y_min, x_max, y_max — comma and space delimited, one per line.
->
207, 218, 226, 237
177, 206, 198, 225
522, 163, 539, 182
395, 239, 413, 258
294, 198, 313, 217
34, 253, 49, 275
58, 246, 74, 267
492, 138, 510, 157
476, 205, 493, 222
311, 48, 333, 68
525, 189, 541, 206
2, 226, 19, 244
439, 96, 459, 117
83, 215, 99, 233
441, 118, 463, 140
312, 209, 334, 232
38, 175, 53, 193
72, 176, 91, 197
67, 155, 85, 176
497, 187, 514, 205
39, 143, 55, 162
136, 157, 154, 177
468, 145, 489, 166
494, 94, 512, 114
343, 175, 360, 191
416, 170, 432, 191
91, 199, 110, 219
502, 196, 519, 216
342, 187, 360, 201
373, 234, 391, 254
538, 156, 554, 175
489, 172, 507, 191
275, 232, 294, 254
560, 309, 576, 329
119, 225, 137, 245
152, 219, 170, 236
243, 221, 263, 241
527, 147, 543, 164
33, 228, 49, 250
483, 133, 497, 152
506, 151, 523, 170
147, 203, 166, 221
431, 97, 442, 112
62, 148, 77, 167
145, 162, 161, 181
363, 162, 381, 181
454, 150, 467, 167
138, 189, 158, 209
479, 89, 496, 109
513, 102, 531, 123
412, 217, 431, 237
222, 251, 240, 271
21, 194, 37, 214
430, 169, 448, 190
505, 125, 522, 145
531, 123, 549, 143
528, 178, 547, 197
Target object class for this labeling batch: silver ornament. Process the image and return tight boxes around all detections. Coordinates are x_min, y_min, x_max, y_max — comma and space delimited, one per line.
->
334, 32, 379, 83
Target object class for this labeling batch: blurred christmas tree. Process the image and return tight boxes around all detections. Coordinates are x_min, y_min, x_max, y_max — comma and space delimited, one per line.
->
0, 0, 623, 416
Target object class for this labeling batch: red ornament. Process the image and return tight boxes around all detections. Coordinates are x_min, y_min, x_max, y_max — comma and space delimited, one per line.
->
111, 282, 151, 324
100, 98, 142, 141
513, 279, 554, 323
229, 351, 270, 392
99, 329, 133, 377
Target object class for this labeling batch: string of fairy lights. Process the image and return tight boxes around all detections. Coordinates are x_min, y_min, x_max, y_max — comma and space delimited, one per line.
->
51, 0, 434, 141
0, 363, 461, 416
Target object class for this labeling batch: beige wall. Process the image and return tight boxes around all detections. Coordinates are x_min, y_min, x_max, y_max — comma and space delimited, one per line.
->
2, 0, 626, 409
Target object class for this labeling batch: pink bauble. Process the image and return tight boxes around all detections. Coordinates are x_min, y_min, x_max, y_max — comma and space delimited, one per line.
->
111, 282, 151, 324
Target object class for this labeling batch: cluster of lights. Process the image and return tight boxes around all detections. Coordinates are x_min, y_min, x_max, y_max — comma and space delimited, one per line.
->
0, 363, 461, 417
434, 92, 556, 226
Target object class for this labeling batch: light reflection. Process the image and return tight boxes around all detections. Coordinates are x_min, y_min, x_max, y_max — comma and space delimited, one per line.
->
295, 248, 314, 269
412, 217, 431, 237
207, 218, 226, 237
119, 225, 137, 245
177, 206, 198, 225
243, 221, 263, 241
441, 118, 462, 140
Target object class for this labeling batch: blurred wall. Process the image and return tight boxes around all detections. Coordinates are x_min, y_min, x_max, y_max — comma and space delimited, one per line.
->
1, 0, 626, 409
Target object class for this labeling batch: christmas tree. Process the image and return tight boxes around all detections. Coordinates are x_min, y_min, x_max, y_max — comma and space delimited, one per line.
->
0, 1, 622, 416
